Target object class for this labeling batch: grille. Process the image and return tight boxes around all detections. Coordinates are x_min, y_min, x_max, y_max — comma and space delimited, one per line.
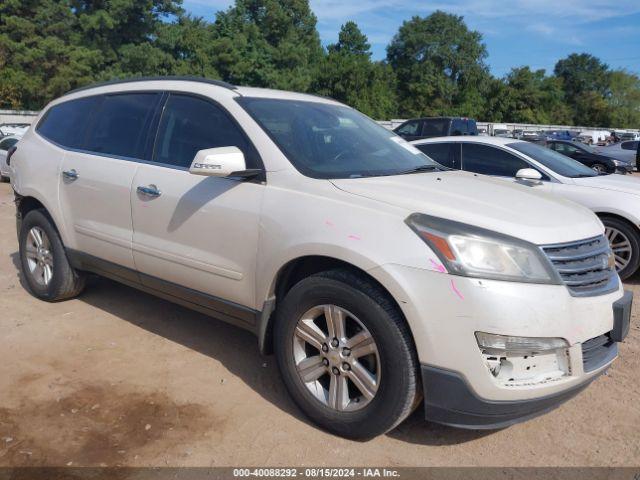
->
542, 235, 618, 297
582, 333, 617, 372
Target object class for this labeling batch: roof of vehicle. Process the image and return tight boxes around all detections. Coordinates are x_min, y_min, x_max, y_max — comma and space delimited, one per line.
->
398, 116, 475, 123
411, 136, 524, 147
60, 76, 342, 106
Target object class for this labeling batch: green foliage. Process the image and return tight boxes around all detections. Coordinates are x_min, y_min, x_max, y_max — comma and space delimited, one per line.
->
210, 0, 323, 91
1, 2, 639, 127
386, 11, 489, 118
314, 22, 397, 119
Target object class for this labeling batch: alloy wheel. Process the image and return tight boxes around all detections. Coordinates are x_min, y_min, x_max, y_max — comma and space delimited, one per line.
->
605, 226, 632, 272
24, 226, 54, 286
292, 305, 380, 412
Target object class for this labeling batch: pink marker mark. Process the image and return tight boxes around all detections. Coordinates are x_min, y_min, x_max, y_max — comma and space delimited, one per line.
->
450, 279, 464, 300
429, 258, 446, 273
325, 220, 335, 227
347, 234, 361, 241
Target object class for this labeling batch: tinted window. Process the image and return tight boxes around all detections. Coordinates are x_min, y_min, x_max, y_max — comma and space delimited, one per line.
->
239, 98, 439, 179
422, 119, 449, 137
622, 141, 639, 151
415, 143, 457, 168
462, 143, 530, 177
467, 120, 478, 135
451, 119, 467, 136
508, 141, 597, 178
0, 137, 18, 151
37, 97, 99, 148
85, 93, 160, 159
396, 120, 421, 136
154, 94, 253, 169
553, 142, 580, 155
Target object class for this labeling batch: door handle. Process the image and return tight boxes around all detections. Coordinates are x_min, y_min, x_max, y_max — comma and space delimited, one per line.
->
137, 185, 162, 198
62, 169, 79, 181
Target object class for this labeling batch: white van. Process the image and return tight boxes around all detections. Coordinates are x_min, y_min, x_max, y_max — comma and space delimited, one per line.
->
9, 77, 631, 438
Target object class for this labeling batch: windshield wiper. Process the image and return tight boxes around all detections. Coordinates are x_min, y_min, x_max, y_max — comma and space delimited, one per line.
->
398, 164, 441, 175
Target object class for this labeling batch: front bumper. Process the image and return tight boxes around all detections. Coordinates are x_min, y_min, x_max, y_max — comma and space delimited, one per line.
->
421, 291, 631, 429
421, 364, 603, 429
369, 264, 631, 425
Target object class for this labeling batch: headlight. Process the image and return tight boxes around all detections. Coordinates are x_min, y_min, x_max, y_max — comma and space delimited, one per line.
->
405, 213, 560, 283
613, 160, 623, 166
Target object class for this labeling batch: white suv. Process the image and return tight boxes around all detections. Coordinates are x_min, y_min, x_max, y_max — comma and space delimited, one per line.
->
10, 77, 631, 439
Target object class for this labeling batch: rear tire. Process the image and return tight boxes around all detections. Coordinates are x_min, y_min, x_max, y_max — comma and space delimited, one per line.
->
274, 269, 420, 439
602, 216, 640, 280
19, 209, 85, 301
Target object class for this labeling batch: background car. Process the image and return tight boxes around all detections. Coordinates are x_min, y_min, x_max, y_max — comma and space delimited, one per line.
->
413, 135, 640, 280
0, 135, 20, 181
393, 117, 477, 141
547, 139, 630, 174
595, 141, 639, 170
545, 130, 575, 141
0, 123, 30, 138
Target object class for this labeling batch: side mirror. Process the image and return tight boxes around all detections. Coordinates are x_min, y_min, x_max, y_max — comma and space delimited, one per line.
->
515, 168, 542, 183
189, 146, 260, 178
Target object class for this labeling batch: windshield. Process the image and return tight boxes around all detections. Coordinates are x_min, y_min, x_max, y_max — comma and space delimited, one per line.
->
508, 142, 598, 178
238, 98, 439, 179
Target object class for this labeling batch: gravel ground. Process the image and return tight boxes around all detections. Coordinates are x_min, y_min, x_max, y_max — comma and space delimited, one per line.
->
0, 181, 638, 467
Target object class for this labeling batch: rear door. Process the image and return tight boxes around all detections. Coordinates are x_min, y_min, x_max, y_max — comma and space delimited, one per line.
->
130, 93, 264, 313
414, 142, 460, 169
59, 92, 161, 270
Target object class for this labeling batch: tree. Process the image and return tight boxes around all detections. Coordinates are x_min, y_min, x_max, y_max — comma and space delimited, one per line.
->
327, 21, 370, 56
607, 70, 640, 128
313, 22, 397, 119
554, 53, 611, 125
210, 0, 323, 91
497, 67, 571, 124
386, 11, 489, 118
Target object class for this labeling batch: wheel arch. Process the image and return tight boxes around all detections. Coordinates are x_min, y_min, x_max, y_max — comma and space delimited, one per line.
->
257, 255, 408, 356
596, 211, 640, 236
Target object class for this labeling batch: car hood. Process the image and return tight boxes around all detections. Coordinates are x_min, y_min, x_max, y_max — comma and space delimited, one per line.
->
331, 171, 602, 245
572, 173, 640, 196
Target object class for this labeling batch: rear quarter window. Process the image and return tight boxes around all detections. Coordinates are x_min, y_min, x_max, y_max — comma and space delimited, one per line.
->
37, 96, 100, 149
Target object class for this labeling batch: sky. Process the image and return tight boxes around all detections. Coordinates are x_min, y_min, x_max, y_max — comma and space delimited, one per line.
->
182, 0, 640, 78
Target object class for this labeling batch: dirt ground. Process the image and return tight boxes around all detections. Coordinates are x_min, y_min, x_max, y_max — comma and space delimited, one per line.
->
0, 181, 638, 468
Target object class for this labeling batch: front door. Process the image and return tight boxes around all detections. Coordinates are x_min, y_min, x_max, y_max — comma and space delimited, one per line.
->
130, 93, 264, 315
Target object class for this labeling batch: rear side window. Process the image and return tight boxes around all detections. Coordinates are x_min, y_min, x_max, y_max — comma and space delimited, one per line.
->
621, 141, 639, 151
37, 97, 100, 149
85, 93, 160, 159
421, 119, 449, 137
395, 120, 421, 136
467, 120, 478, 135
451, 119, 467, 136
415, 143, 458, 169
154, 94, 254, 169
461, 143, 530, 177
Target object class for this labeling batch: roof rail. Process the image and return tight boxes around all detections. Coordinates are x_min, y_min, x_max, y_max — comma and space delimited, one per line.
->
65, 76, 237, 96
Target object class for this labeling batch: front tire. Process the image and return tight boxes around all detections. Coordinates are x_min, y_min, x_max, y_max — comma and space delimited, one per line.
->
19, 209, 85, 301
591, 163, 606, 174
602, 216, 640, 280
274, 269, 420, 439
